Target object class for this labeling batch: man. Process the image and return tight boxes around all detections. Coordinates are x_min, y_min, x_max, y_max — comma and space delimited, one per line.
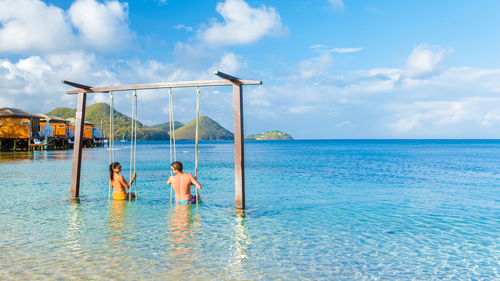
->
167, 161, 202, 205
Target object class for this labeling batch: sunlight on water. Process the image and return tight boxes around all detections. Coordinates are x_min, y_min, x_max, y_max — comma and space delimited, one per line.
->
0, 140, 499, 280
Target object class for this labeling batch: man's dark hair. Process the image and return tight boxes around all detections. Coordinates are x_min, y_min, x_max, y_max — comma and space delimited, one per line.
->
171, 161, 183, 172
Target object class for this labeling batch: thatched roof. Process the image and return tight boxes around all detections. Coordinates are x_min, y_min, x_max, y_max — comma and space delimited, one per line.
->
37, 113, 70, 123
0, 107, 41, 119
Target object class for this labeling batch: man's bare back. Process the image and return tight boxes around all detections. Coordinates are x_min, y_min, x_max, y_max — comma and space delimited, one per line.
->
167, 161, 202, 203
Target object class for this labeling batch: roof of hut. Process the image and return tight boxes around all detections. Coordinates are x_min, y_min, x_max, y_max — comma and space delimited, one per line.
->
0, 107, 41, 119
37, 113, 70, 123
66, 118, 94, 126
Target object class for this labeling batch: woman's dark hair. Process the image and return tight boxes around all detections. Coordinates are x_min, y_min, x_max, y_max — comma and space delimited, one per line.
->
171, 161, 183, 172
109, 162, 121, 181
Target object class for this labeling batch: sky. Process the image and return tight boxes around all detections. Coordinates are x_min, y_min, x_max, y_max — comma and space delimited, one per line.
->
1, 0, 500, 139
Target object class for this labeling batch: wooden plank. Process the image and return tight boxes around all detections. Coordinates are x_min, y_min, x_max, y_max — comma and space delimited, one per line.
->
215, 71, 242, 84
65, 79, 262, 94
70, 92, 87, 198
233, 84, 245, 209
62, 80, 93, 90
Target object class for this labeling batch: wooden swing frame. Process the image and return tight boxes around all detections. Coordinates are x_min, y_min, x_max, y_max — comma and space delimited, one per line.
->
63, 71, 261, 209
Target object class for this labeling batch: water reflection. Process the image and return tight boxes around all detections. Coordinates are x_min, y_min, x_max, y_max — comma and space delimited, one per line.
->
166, 205, 201, 277
0, 151, 32, 162
107, 200, 129, 254
229, 209, 251, 280
67, 199, 84, 254
0, 151, 71, 163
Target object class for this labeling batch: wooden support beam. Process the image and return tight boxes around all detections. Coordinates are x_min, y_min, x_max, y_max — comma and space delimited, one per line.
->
64, 79, 261, 94
232, 83, 245, 209
62, 80, 93, 91
215, 71, 242, 84
70, 92, 87, 198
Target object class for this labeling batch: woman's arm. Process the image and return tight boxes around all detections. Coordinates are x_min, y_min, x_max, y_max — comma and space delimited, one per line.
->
130, 172, 136, 185
118, 175, 132, 189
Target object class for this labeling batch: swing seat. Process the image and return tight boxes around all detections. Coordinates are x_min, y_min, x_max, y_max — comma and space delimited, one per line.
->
112, 190, 136, 200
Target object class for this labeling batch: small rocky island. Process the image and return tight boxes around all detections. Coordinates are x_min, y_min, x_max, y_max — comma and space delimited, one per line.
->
245, 130, 293, 140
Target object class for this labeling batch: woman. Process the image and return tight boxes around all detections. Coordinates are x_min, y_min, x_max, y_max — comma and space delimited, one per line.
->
109, 162, 136, 200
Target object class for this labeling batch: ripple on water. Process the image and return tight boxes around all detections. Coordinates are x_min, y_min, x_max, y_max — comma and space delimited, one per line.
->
1, 141, 500, 280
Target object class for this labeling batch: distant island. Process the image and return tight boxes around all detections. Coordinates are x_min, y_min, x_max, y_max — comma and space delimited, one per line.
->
246, 130, 293, 140
49, 103, 292, 141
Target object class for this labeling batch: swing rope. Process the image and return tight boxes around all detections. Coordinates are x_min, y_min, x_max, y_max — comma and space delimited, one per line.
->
194, 87, 200, 206
129, 90, 138, 201
108, 91, 115, 200
169, 88, 176, 203
133, 90, 138, 200
167, 87, 201, 205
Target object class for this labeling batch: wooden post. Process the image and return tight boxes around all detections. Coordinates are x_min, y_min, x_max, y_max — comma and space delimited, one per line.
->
233, 83, 245, 209
70, 92, 87, 198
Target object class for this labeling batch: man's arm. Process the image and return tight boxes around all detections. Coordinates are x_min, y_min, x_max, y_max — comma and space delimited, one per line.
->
190, 174, 202, 189
167, 176, 173, 185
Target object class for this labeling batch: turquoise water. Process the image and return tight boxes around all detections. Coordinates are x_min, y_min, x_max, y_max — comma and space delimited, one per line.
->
0, 140, 499, 280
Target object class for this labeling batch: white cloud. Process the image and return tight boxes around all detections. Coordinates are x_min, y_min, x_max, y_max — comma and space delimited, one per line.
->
298, 53, 333, 79
0, 0, 133, 54
212, 52, 244, 74
329, 48, 363, 53
309, 45, 363, 54
389, 98, 500, 136
0, 0, 76, 53
69, 0, 133, 51
288, 105, 316, 114
199, 0, 285, 46
245, 43, 500, 138
173, 24, 193, 32
310, 44, 327, 49
405, 44, 446, 78
0, 52, 104, 113
328, 0, 345, 11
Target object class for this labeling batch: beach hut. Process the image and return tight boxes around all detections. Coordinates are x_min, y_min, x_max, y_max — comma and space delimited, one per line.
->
37, 113, 70, 138
0, 107, 41, 151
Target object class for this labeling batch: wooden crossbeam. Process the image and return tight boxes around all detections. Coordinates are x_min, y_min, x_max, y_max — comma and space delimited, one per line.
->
62, 80, 93, 91
215, 71, 242, 84
64, 79, 261, 94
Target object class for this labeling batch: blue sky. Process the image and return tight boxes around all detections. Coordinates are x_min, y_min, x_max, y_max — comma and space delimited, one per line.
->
1, 0, 500, 138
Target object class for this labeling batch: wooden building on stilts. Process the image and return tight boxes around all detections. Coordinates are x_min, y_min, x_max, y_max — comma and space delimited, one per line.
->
0, 107, 41, 151
37, 113, 71, 149
67, 118, 95, 148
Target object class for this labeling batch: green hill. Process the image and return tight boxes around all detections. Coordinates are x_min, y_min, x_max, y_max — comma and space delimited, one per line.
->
48, 103, 170, 140
48, 107, 75, 119
245, 130, 293, 140
173, 116, 233, 140
151, 121, 184, 131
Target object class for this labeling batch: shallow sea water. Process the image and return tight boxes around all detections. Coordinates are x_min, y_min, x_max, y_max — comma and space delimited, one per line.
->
0, 140, 499, 280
